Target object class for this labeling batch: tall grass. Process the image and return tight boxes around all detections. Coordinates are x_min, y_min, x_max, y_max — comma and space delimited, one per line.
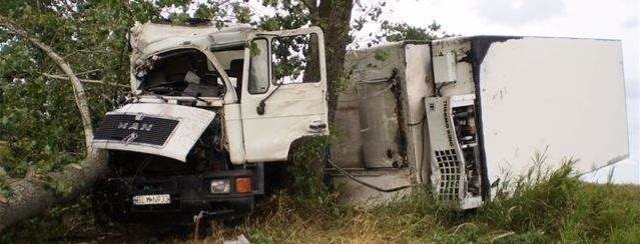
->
2, 156, 638, 243
206, 159, 640, 243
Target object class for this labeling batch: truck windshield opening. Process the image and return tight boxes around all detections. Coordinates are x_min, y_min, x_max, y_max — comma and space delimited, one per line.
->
135, 48, 243, 98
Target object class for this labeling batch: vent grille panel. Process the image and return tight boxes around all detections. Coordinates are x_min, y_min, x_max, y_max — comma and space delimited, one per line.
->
435, 149, 463, 201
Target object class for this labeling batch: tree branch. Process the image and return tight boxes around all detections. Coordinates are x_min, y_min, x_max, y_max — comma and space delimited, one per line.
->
74, 69, 101, 76
0, 14, 108, 232
0, 15, 94, 154
42, 73, 128, 88
301, 0, 318, 15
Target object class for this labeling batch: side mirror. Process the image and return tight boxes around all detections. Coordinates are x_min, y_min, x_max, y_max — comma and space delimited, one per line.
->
255, 84, 283, 116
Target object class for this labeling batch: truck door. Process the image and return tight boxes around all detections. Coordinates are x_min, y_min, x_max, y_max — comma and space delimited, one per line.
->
240, 27, 328, 162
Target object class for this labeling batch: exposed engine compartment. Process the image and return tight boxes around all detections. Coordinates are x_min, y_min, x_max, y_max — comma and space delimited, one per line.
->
93, 108, 257, 224
107, 113, 231, 177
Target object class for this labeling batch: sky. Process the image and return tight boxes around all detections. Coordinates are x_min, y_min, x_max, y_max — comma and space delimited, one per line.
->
363, 0, 639, 183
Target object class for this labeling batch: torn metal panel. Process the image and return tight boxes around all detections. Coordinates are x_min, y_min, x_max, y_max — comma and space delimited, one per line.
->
92, 103, 216, 162
358, 74, 405, 168
330, 42, 431, 206
342, 43, 407, 168
402, 44, 435, 183
345, 42, 405, 82
128, 22, 248, 102
331, 76, 364, 168
332, 44, 407, 169
334, 43, 432, 173
339, 43, 434, 172
129, 22, 251, 56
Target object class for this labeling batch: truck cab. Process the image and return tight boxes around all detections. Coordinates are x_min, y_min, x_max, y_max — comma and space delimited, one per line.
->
92, 21, 328, 223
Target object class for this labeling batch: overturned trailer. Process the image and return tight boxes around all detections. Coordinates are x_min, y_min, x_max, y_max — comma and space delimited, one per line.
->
332, 37, 628, 208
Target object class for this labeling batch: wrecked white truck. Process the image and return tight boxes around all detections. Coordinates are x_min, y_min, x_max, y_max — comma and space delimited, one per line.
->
91, 20, 628, 224
92, 20, 329, 223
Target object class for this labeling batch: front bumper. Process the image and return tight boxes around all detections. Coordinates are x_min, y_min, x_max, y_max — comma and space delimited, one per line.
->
95, 170, 255, 224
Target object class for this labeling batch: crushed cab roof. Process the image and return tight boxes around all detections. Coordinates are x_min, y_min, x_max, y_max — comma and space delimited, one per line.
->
129, 21, 254, 56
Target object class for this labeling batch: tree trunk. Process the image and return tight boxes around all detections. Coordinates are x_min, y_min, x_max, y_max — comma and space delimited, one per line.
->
314, 0, 354, 124
0, 151, 106, 231
0, 15, 107, 232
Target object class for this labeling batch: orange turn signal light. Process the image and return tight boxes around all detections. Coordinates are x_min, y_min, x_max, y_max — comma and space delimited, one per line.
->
235, 177, 252, 193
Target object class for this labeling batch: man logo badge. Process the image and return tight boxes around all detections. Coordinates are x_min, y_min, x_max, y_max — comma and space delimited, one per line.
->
117, 122, 153, 132
122, 132, 138, 145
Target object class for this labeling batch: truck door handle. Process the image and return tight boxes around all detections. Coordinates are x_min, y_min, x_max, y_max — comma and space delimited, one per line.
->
256, 101, 266, 115
309, 120, 327, 131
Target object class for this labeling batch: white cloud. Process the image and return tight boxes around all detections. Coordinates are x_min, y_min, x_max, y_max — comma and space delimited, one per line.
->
476, 0, 566, 26
623, 17, 638, 28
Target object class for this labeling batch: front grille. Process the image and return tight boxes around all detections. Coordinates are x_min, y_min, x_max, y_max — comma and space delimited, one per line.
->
94, 114, 179, 146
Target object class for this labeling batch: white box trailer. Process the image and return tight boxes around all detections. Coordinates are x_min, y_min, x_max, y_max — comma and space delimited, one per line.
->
331, 36, 628, 208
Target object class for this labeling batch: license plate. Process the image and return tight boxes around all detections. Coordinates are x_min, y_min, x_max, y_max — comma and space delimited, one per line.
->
132, 194, 171, 205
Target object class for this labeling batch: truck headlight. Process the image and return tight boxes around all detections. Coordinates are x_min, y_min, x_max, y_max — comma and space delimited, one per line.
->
210, 179, 230, 194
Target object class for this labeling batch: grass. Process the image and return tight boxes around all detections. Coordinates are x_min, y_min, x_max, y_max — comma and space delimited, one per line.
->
204, 163, 640, 243
2, 162, 639, 243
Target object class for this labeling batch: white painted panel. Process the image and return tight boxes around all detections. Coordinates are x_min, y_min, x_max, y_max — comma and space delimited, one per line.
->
241, 83, 328, 162
92, 103, 216, 162
240, 28, 329, 163
478, 38, 629, 184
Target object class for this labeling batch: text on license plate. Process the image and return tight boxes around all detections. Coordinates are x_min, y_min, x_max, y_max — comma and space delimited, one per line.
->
132, 194, 171, 205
